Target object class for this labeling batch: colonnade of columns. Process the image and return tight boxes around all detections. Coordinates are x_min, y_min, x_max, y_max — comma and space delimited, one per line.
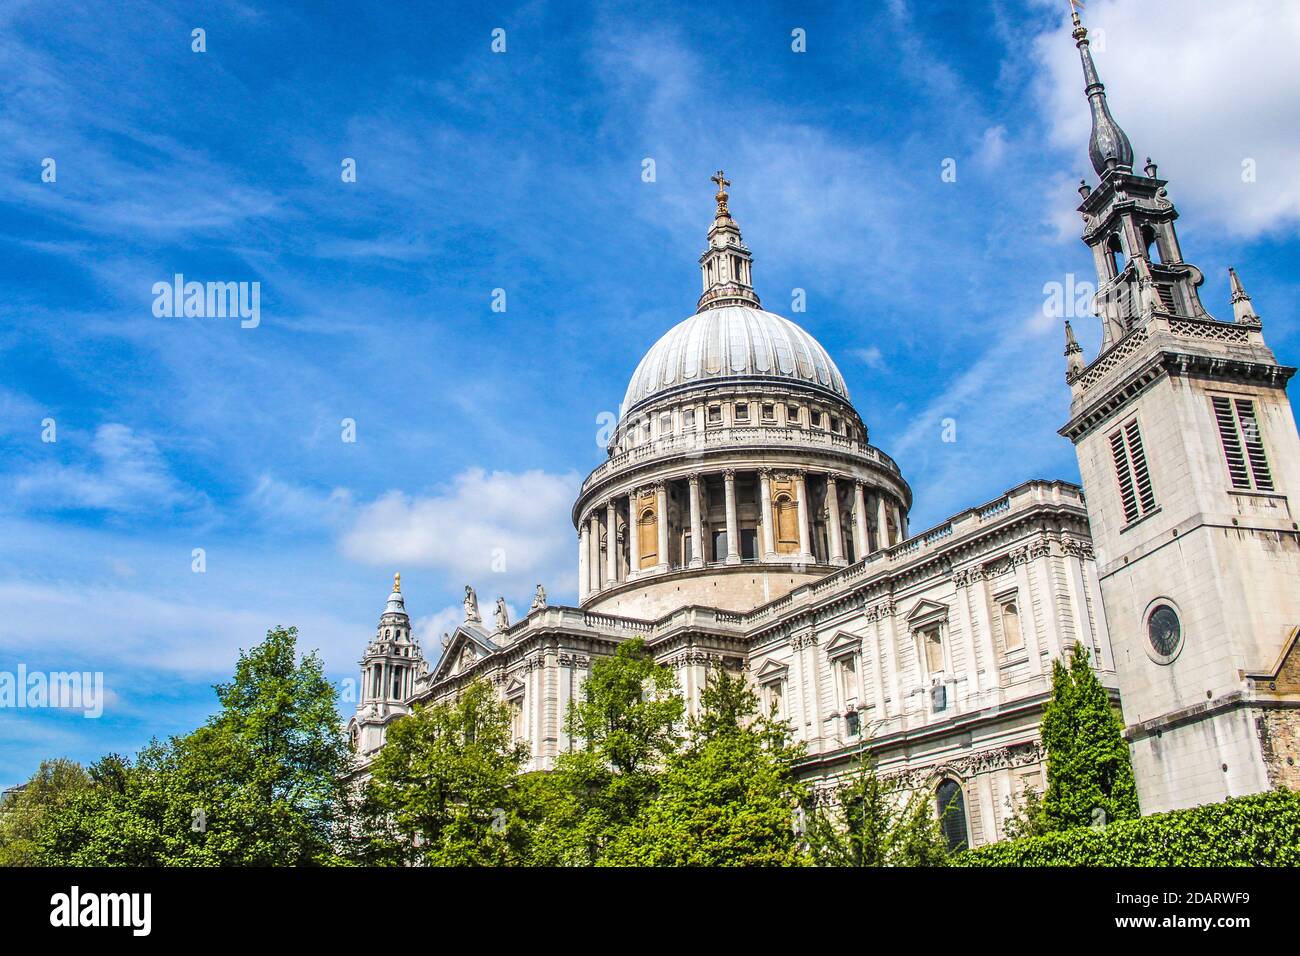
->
577, 469, 909, 602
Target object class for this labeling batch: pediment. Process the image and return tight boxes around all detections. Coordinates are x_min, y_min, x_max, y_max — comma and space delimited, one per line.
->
905, 599, 949, 624
428, 624, 499, 684
504, 678, 526, 698
824, 630, 863, 658
754, 658, 789, 683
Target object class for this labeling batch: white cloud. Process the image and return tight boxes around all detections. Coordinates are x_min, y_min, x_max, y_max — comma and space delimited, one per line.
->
340, 468, 580, 599
974, 125, 1008, 170
0, 579, 358, 678
245, 474, 354, 530
850, 346, 888, 372
12, 423, 202, 515
1031, 0, 1300, 238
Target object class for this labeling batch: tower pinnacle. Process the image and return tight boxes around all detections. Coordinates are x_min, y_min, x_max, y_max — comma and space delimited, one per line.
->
1229, 267, 1261, 325
1071, 5, 1134, 177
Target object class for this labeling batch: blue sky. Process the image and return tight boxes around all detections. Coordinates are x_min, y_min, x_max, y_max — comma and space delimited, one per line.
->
2, 0, 1299, 786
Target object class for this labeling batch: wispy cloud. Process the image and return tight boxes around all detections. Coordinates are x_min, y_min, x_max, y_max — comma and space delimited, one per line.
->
11, 423, 206, 516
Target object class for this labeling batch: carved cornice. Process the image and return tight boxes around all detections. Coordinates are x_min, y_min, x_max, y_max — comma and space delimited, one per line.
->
863, 599, 896, 622
881, 741, 1045, 790
790, 631, 819, 650
1061, 533, 1095, 560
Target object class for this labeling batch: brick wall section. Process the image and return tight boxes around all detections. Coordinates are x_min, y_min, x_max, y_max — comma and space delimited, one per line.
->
1259, 709, 1300, 790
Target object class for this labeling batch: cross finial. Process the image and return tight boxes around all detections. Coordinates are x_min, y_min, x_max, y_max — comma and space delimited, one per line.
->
393, 571, 401, 593
711, 169, 731, 215
1068, 0, 1085, 26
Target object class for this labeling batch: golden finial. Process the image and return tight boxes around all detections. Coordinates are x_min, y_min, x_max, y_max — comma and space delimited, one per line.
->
711, 169, 731, 216
393, 571, 401, 593
1068, 0, 1085, 27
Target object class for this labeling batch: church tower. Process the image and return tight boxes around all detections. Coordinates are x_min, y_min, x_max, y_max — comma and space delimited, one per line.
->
1059, 10, 1300, 810
349, 573, 425, 755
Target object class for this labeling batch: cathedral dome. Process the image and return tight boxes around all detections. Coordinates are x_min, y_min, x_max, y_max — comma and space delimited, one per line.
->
622, 305, 850, 417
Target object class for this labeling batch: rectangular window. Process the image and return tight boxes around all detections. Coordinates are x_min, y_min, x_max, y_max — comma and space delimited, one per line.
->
707, 404, 722, 424
1109, 418, 1156, 524
711, 529, 728, 561
761, 403, 776, 421
845, 710, 860, 737
683, 408, 696, 429
787, 405, 801, 426
734, 402, 750, 422
811, 410, 823, 428
837, 655, 858, 705
917, 625, 944, 675
1212, 395, 1273, 491
765, 680, 784, 718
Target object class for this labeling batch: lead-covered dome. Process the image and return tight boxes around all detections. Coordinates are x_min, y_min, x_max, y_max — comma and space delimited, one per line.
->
622, 305, 850, 416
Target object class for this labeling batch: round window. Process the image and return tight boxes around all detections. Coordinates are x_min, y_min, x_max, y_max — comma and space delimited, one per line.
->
1146, 603, 1182, 663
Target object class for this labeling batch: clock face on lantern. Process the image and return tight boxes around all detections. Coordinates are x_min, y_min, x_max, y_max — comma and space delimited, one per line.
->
1147, 604, 1182, 661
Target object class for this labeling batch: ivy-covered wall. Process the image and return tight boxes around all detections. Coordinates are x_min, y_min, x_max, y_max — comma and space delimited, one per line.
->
954, 789, 1300, 867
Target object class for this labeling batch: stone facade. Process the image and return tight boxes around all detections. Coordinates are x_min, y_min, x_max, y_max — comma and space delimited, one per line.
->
1058, 10, 1300, 814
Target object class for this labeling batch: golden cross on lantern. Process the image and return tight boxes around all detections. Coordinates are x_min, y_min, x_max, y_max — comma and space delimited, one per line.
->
711, 169, 731, 215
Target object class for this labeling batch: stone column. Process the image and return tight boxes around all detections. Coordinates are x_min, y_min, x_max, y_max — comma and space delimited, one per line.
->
826, 474, 845, 565
627, 492, 641, 577
723, 469, 740, 564
688, 474, 704, 568
589, 512, 601, 592
896, 502, 908, 542
876, 494, 890, 550
853, 480, 869, 561
655, 482, 669, 570
605, 499, 618, 585
794, 471, 812, 563
759, 469, 776, 559
578, 524, 590, 602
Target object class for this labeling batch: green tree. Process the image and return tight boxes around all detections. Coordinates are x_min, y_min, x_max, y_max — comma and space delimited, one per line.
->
603, 664, 807, 866
0, 759, 92, 866
545, 638, 684, 863
807, 757, 949, 867
358, 680, 529, 866
36, 626, 352, 866
1040, 643, 1139, 831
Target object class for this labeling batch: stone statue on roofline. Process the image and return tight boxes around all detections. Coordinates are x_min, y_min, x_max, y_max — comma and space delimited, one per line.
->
463, 585, 481, 623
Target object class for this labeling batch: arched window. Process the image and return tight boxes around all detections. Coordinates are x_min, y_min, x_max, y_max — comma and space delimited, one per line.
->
775, 495, 799, 553
639, 509, 658, 566
1107, 233, 1126, 276
936, 779, 969, 851
1141, 224, 1162, 263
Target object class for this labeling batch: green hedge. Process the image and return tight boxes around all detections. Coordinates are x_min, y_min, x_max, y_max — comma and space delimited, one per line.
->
954, 789, 1300, 866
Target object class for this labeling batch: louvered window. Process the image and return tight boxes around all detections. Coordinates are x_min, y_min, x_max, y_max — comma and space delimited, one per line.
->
1156, 283, 1177, 312
1212, 396, 1274, 491
1109, 418, 1157, 524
